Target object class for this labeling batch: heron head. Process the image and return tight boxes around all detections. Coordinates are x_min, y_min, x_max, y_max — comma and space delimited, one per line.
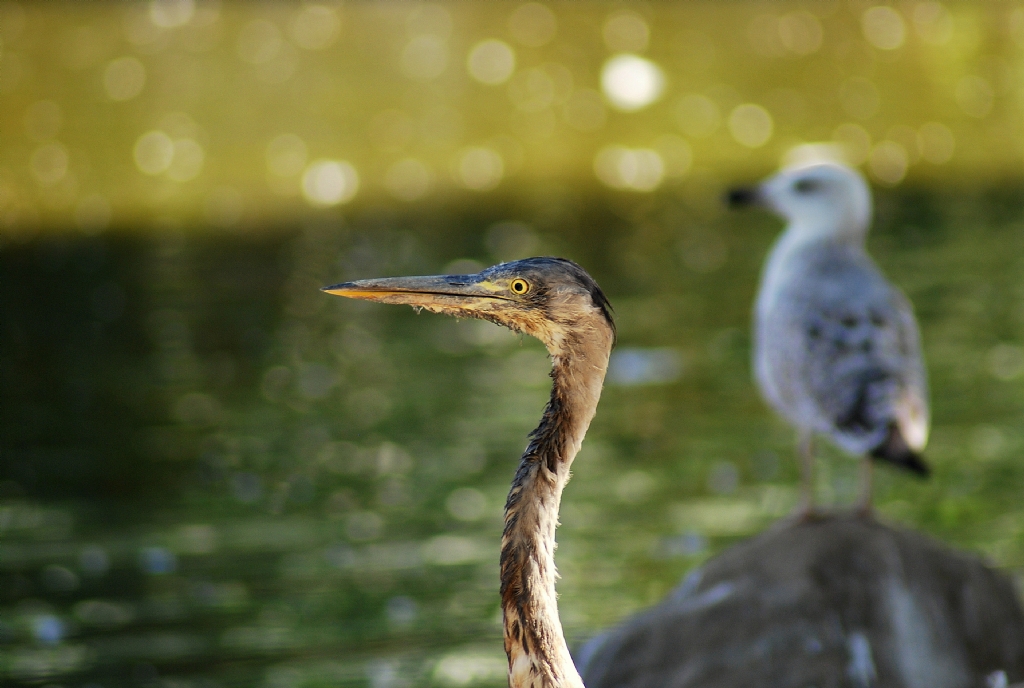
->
729, 161, 873, 239
323, 257, 614, 351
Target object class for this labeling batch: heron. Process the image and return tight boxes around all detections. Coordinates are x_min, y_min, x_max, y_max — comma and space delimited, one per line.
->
323, 257, 615, 688
729, 161, 930, 514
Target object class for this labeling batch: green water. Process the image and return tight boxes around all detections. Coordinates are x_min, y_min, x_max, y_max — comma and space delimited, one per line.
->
3, 184, 1024, 687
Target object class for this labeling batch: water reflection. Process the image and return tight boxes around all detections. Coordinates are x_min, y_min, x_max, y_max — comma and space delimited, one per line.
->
3, 184, 1023, 685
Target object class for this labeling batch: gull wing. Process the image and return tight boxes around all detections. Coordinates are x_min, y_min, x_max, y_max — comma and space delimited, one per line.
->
772, 245, 929, 459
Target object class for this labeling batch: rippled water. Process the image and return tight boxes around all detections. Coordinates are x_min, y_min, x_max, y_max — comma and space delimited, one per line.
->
3, 185, 1024, 687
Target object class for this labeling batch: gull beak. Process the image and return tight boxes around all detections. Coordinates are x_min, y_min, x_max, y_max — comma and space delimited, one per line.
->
322, 273, 511, 316
726, 185, 763, 209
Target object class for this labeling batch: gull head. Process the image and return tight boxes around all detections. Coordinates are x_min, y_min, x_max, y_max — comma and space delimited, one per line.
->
729, 162, 873, 240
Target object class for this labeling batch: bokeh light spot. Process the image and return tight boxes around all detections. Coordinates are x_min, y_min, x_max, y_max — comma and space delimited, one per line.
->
594, 146, 664, 191
748, 14, 786, 58
401, 35, 448, 81
149, 0, 195, 28
603, 11, 650, 52
32, 615, 65, 645
253, 41, 298, 84
42, 564, 80, 592
615, 470, 655, 504
301, 160, 359, 206
231, 472, 263, 503
346, 511, 383, 541
913, 2, 953, 45
289, 5, 341, 50
868, 140, 908, 185
887, 125, 920, 165
600, 54, 664, 111
30, 142, 69, 185
728, 104, 773, 148
433, 652, 507, 684
446, 487, 487, 521
508, 67, 555, 112
406, 4, 453, 40
862, 6, 906, 50
608, 347, 682, 384
140, 547, 177, 575
832, 123, 872, 165
654, 134, 693, 178
167, 138, 205, 182
422, 535, 485, 565
456, 147, 503, 191
778, 11, 823, 55
508, 3, 557, 47
104, 56, 146, 101
133, 130, 174, 175
158, 110, 202, 140
467, 39, 515, 85
988, 344, 1024, 381
298, 361, 337, 398
386, 596, 418, 628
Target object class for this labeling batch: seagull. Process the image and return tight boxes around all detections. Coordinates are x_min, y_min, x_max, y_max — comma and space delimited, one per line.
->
729, 161, 930, 514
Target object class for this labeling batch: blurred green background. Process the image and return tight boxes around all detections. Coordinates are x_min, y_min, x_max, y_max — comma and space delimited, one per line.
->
2, 1, 1024, 686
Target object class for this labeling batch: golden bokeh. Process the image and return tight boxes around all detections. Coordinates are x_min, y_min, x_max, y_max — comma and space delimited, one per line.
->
1, 1, 1022, 231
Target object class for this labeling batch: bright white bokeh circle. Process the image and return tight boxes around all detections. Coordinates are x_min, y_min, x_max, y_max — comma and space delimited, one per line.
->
467, 39, 515, 85
600, 54, 664, 112
302, 160, 359, 206
594, 146, 664, 191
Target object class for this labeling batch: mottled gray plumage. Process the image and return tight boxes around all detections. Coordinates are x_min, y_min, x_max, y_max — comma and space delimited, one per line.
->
733, 161, 929, 510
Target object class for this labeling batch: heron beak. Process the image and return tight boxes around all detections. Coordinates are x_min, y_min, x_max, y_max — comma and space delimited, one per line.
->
322, 274, 509, 313
726, 185, 763, 209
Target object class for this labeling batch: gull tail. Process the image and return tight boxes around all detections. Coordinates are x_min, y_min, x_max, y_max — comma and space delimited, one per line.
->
870, 423, 930, 477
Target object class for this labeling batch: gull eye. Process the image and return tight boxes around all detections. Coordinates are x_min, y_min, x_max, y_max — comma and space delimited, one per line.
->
794, 179, 820, 194
509, 278, 530, 295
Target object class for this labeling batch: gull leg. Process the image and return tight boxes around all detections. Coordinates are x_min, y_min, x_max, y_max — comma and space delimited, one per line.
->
796, 430, 816, 518
856, 458, 874, 518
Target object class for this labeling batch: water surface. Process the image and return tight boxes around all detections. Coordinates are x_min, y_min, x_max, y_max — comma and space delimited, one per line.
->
3, 184, 1024, 687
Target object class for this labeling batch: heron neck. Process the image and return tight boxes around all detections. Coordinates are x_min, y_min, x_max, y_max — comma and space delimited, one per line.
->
500, 329, 612, 688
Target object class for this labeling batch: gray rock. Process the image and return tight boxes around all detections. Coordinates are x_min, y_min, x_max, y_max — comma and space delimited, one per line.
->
578, 514, 1024, 688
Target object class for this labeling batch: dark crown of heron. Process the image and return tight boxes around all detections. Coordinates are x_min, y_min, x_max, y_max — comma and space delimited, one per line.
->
468, 257, 615, 341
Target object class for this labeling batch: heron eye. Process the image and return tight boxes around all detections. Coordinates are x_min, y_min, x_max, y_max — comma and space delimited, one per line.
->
510, 278, 530, 295
794, 179, 820, 194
